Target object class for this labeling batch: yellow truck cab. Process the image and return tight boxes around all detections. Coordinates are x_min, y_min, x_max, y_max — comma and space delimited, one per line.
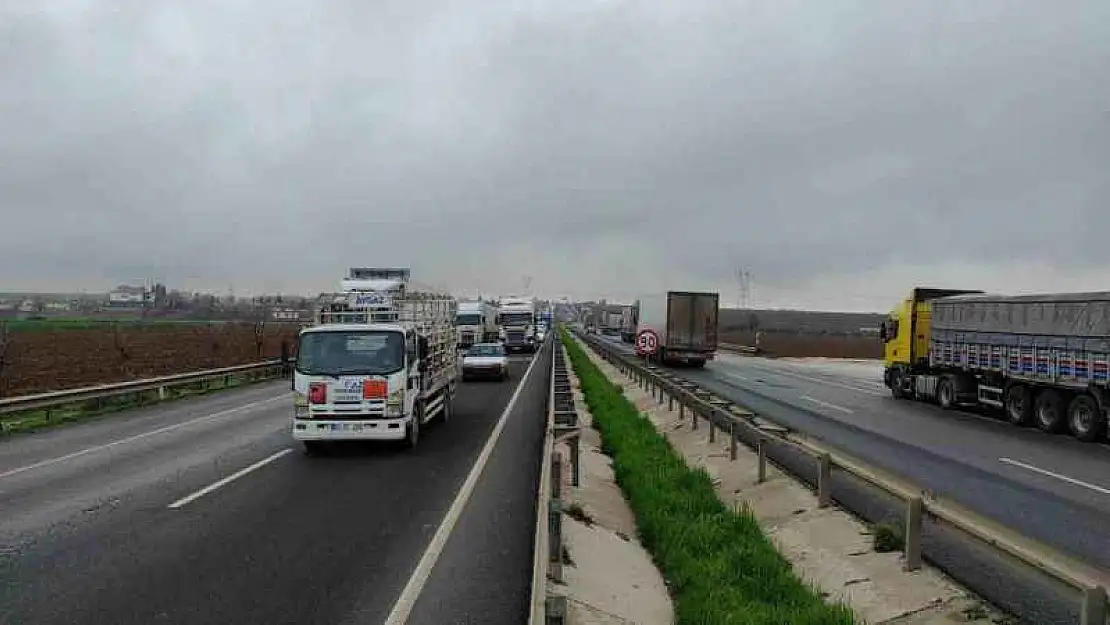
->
880, 288, 982, 397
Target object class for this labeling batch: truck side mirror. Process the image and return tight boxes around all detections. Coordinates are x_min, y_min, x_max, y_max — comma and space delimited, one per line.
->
879, 323, 888, 342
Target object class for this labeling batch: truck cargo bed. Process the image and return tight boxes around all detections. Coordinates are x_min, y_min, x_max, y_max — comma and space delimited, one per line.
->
930, 292, 1110, 389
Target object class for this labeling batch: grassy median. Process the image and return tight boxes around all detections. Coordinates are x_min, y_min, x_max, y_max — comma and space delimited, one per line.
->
560, 328, 856, 625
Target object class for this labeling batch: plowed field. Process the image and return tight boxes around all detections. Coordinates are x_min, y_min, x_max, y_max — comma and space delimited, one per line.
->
721, 330, 882, 359
0, 322, 302, 398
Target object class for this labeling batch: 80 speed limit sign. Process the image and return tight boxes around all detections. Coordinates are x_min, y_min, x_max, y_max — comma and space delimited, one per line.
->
635, 329, 659, 356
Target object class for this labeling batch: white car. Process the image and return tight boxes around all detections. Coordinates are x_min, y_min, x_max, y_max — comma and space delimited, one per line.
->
461, 342, 510, 381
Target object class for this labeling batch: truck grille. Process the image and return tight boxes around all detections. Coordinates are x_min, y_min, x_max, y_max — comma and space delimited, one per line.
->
507, 331, 525, 342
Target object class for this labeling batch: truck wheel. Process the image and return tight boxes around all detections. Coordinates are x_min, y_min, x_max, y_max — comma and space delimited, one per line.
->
890, 372, 906, 399
405, 404, 422, 449
303, 441, 326, 456
1067, 394, 1104, 442
689, 359, 706, 369
441, 393, 452, 423
937, 378, 956, 410
1034, 390, 1066, 433
1004, 385, 1033, 425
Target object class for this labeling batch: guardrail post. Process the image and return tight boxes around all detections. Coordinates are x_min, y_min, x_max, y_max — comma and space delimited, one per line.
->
549, 454, 564, 583
729, 421, 738, 460
657, 384, 664, 405
1080, 585, 1107, 625
690, 404, 697, 430
708, 409, 717, 443
678, 400, 685, 422
570, 436, 580, 488
817, 453, 831, 507
546, 595, 567, 625
757, 436, 767, 483
667, 394, 674, 411
904, 496, 923, 571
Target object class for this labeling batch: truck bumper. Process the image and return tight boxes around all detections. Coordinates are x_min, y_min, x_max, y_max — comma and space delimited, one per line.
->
293, 418, 409, 441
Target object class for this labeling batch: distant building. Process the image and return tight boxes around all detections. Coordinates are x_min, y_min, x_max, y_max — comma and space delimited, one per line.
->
271, 308, 306, 321
108, 285, 151, 308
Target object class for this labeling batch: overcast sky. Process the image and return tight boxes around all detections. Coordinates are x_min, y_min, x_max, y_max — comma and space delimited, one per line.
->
2, 1, 1107, 311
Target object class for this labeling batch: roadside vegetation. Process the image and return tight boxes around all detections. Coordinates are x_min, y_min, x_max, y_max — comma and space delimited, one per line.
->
560, 327, 856, 625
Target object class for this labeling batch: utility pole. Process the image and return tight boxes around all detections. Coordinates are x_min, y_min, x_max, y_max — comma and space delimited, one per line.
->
736, 269, 753, 309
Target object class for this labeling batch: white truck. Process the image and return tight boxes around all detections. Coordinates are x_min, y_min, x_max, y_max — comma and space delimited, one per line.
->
292, 268, 458, 453
497, 296, 537, 353
455, 300, 498, 348
636, 290, 720, 367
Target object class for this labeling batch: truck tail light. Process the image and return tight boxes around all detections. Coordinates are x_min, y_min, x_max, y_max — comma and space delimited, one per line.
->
308, 382, 327, 404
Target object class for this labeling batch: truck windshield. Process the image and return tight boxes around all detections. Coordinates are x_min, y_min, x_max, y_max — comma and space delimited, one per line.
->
296, 330, 405, 376
456, 313, 482, 326
499, 312, 532, 325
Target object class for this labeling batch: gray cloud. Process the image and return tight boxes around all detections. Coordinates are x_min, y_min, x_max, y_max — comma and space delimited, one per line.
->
1, 0, 1107, 310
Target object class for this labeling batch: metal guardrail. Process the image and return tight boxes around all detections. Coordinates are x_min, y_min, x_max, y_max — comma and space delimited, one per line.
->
576, 330, 1110, 625
719, 341, 759, 354
528, 340, 580, 625
0, 360, 286, 432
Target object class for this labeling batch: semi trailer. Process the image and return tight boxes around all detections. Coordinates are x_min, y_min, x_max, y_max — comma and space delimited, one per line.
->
636, 290, 719, 367
882, 287, 1110, 442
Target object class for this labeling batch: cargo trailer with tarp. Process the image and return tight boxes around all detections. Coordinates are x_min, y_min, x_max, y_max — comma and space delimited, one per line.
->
881, 288, 1110, 442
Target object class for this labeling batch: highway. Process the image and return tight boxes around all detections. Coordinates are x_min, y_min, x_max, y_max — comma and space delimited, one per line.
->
599, 334, 1110, 570
0, 346, 551, 625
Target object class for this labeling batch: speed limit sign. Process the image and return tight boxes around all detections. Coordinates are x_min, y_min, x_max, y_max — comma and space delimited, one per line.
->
635, 329, 659, 356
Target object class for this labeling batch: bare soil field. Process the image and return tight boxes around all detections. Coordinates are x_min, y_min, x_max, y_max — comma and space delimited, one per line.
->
720, 329, 883, 359
0, 322, 302, 398
717, 307, 885, 359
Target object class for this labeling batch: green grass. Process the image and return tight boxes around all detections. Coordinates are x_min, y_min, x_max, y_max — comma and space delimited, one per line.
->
559, 327, 856, 625
0, 371, 277, 437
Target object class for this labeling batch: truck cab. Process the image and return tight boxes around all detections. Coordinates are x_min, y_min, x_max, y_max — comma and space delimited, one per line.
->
496, 297, 537, 353
881, 287, 983, 395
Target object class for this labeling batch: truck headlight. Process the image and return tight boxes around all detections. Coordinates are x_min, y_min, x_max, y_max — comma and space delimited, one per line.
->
294, 393, 310, 418
386, 389, 404, 416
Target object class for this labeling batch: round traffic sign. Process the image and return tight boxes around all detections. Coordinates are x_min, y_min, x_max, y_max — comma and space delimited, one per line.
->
635, 329, 659, 355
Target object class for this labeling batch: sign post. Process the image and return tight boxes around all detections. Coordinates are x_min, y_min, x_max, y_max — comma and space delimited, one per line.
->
635, 328, 659, 367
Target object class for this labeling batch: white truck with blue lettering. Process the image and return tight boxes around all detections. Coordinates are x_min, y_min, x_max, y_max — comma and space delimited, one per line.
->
292, 268, 458, 453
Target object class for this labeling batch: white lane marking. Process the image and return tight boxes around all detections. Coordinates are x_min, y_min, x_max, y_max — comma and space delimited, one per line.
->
739, 364, 887, 397
800, 395, 855, 414
168, 448, 293, 509
721, 372, 749, 382
0, 395, 287, 481
383, 349, 545, 625
998, 457, 1110, 496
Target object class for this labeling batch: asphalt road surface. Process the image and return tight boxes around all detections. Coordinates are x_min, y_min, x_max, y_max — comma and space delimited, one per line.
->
1, 345, 550, 625
598, 334, 1110, 570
